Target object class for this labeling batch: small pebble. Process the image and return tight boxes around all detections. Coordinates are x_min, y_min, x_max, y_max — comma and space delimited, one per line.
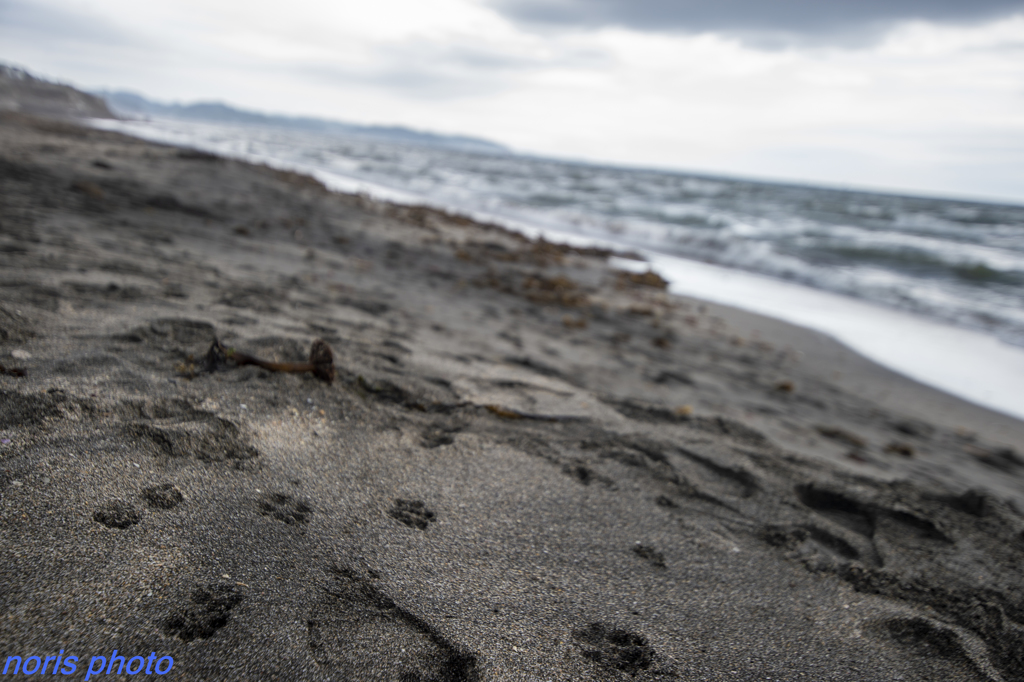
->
10, 349, 31, 360
1, 439, 10, 445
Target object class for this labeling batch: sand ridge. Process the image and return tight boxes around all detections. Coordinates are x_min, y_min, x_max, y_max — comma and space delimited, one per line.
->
1, 112, 1023, 681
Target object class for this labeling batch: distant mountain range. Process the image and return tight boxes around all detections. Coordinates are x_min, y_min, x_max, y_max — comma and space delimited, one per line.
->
0, 63, 507, 154
96, 90, 509, 154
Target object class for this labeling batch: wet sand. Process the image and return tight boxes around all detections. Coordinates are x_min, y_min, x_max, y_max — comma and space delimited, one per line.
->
2, 112, 1023, 681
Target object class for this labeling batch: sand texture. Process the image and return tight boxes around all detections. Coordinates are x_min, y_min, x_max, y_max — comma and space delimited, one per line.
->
2, 112, 1024, 681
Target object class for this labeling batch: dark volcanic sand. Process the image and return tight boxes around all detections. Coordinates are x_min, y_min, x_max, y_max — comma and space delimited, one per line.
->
2, 112, 1024, 681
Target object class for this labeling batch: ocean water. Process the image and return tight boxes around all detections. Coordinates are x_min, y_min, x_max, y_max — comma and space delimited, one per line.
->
91, 118, 1024, 420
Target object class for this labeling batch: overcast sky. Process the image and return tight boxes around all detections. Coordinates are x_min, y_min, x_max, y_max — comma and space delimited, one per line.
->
3, 0, 1024, 202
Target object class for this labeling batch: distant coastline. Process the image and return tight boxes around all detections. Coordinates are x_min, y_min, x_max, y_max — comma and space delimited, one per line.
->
94, 89, 509, 155
0, 65, 113, 120
0, 62, 508, 155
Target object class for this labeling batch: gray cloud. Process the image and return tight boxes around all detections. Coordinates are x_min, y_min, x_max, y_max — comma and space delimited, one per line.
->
0, 0, 142, 49
488, 0, 1024, 41
301, 40, 614, 101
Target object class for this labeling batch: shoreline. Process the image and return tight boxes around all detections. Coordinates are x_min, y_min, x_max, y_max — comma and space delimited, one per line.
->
641, 252, 1024, 424
3, 112, 1024, 681
91, 116, 1024, 424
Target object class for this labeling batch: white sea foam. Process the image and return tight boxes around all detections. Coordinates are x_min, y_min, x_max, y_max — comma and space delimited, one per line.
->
613, 254, 1024, 421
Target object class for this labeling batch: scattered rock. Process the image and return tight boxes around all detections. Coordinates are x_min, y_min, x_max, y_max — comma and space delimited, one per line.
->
632, 543, 666, 568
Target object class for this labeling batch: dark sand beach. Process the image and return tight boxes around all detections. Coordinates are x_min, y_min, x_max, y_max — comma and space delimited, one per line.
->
2, 111, 1024, 681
